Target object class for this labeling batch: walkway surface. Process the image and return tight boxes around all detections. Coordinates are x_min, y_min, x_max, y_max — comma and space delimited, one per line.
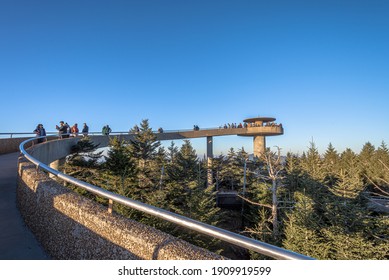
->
0, 152, 48, 259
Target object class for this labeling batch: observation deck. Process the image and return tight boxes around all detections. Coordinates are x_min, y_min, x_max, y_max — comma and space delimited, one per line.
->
154, 117, 283, 157
156, 125, 283, 140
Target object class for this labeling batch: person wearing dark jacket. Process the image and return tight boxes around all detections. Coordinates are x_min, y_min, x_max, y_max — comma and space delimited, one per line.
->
56, 121, 69, 138
33, 124, 46, 143
82, 123, 89, 137
102, 125, 112, 136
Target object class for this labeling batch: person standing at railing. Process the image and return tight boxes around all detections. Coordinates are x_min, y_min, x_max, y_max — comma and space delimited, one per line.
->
33, 124, 46, 143
65, 122, 71, 134
82, 123, 89, 137
102, 124, 111, 135
71, 123, 79, 137
56, 121, 69, 138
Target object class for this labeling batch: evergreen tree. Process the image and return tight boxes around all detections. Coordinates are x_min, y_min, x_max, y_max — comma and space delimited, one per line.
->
300, 141, 323, 181
358, 142, 376, 180
219, 148, 243, 191
165, 140, 201, 213
372, 141, 389, 185
331, 166, 363, 199
167, 141, 179, 163
339, 148, 358, 170
174, 140, 199, 184
284, 152, 304, 193
376, 141, 389, 167
163, 140, 222, 253
322, 143, 340, 188
128, 119, 161, 195
282, 191, 326, 259
66, 136, 102, 167
104, 137, 137, 197
212, 154, 226, 193
63, 137, 104, 200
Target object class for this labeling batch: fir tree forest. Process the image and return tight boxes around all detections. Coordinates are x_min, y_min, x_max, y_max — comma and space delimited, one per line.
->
62, 119, 389, 260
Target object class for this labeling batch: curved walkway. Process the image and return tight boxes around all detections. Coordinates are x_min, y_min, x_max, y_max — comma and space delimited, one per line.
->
0, 152, 48, 259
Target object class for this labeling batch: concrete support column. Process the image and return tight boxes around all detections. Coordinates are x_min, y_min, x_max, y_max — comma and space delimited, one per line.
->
49, 158, 66, 179
49, 160, 59, 179
206, 136, 213, 187
253, 135, 266, 158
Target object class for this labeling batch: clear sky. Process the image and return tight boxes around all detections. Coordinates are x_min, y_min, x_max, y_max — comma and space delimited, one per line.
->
1, 0, 388, 156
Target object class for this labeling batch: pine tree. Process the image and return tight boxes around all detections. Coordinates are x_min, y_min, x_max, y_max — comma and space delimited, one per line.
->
331, 166, 363, 199
322, 143, 340, 188
212, 154, 226, 193
128, 119, 161, 195
218, 148, 243, 191
358, 142, 376, 180
284, 152, 304, 193
104, 137, 137, 197
163, 140, 222, 253
332, 147, 363, 200
63, 137, 104, 200
167, 141, 179, 163
66, 136, 103, 167
372, 141, 389, 185
300, 141, 323, 181
164, 140, 202, 213
282, 191, 326, 259
175, 140, 199, 184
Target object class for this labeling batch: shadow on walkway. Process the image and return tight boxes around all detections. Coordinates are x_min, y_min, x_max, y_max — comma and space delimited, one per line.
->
0, 152, 48, 260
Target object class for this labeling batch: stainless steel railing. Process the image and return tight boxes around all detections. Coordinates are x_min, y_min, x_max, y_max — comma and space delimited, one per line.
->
19, 135, 314, 260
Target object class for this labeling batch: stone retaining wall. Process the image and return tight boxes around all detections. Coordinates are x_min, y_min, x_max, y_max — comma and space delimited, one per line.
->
17, 159, 224, 260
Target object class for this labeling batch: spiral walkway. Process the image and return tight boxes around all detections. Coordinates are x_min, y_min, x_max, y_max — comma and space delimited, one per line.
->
0, 152, 48, 259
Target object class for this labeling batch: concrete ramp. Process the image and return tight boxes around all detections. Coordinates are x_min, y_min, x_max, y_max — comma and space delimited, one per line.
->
0, 152, 48, 259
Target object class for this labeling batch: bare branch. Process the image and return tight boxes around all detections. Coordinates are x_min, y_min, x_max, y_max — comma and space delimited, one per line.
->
278, 206, 295, 210
378, 159, 389, 172
237, 195, 272, 209
365, 175, 389, 196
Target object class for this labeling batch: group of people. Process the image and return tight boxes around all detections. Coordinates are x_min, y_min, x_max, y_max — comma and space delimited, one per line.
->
102, 125, 112, 135
34, 122, 89, 141
246, 122, 282, 127
33, 121, 116, 141
220, 122, 283, 129
55, 121, 89, 138
221, 123, 246, 129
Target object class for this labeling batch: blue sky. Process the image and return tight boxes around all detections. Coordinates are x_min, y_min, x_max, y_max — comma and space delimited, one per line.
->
1, 0, 388, 156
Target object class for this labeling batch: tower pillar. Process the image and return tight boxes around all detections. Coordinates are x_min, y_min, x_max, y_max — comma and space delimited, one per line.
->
253, 135, 266, 158
207, 136, 213, 187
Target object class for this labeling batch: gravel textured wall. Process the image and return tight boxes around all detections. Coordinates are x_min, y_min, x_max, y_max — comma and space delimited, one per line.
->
17, 159, 224, 260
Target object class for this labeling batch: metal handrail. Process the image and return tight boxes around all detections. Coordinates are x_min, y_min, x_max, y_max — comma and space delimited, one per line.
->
19, 136, 314, 260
